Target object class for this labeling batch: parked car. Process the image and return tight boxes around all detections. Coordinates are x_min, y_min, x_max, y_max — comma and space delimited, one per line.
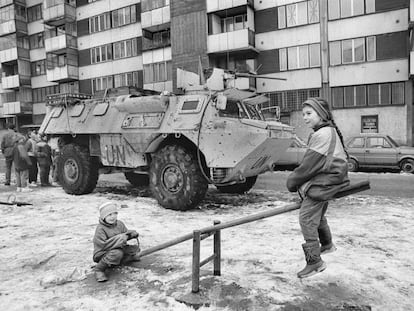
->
274, 135, 307, 169
346, 133, 414, 173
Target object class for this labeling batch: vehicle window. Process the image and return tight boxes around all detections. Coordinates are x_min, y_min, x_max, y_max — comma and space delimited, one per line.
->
219, 101, 247, 119
387, 136, 398, 147
348, 137, 364, 148
243, 104, 263, 120
367, 137, 391, 148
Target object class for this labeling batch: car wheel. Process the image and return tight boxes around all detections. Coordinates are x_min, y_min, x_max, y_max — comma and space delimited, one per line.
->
347, 159, 358, 172
400, 159, 414, 174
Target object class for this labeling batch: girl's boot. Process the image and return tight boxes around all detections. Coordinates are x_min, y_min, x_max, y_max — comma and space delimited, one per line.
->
297, 241, 326, 278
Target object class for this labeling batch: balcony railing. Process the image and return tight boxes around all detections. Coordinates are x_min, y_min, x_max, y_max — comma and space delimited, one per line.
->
1, 74, 31, 89
43, 1, 76, 26
207, 0, 253, 13
2, 101, 32, 115
0, 0, 25, 9
0, 19, 27, 36
141, 5, 170, 32
142, 37, 171, 51
207, 28, 255, 54
45, 34, 77, 53
0, 46, 29, 63
46, 64, 78, 82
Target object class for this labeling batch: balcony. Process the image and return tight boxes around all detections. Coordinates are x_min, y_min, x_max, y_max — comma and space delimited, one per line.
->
45, 34, 77, 54
141, 5, 170, 32
142, 37, 170, 51
2, 101, 32, 115
207, 28, 257, 56
207, 0, 253, 13
0, 0, 25, 9
46, 64, 78, 82
43, 1, 76, 26
0, 19, 27, 36
1, 74, 31, 89
0, 47, 29, 63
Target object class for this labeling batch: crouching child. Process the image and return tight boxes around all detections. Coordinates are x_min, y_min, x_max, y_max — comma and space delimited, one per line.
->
92, 202, 140, 282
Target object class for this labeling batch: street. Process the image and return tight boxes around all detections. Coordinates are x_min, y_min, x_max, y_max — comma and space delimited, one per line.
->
0, 170, 413, 311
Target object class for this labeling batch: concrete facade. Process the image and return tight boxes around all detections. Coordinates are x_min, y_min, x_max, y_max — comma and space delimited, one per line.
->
0, 0, 413, 145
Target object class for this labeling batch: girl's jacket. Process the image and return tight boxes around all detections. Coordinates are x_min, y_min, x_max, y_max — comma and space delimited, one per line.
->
287, 124, 349, 200
93, 219, 128, 261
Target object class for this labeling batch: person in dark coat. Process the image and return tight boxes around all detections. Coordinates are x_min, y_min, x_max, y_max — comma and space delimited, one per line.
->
35, 134, 52, 186
25, 130, 39, 186
1, 123, 17, 185
13, 134, 32, 192
92, 202, 140, 282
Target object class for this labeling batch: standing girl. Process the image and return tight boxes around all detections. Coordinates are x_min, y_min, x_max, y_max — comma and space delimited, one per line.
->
287, 97, 349, 278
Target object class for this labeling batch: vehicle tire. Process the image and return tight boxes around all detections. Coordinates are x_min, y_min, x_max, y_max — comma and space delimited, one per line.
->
347, 159, 358, 172
58, 143, 99, 195
149, 145, 208, 211
216, 176, 258, 194
400, 159, 414, 174
124, 172, 149, 187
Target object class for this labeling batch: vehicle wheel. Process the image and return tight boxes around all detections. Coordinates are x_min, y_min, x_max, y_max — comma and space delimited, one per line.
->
124, 172, 149, 187
216, 176, 258, 194
347, 159, 358, 172
149, 145, 208, 211
58, 143, 99, 195
400, 159, 414, 174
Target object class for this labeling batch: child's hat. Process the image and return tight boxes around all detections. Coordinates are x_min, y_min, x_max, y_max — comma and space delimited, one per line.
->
99, 202, 119, 219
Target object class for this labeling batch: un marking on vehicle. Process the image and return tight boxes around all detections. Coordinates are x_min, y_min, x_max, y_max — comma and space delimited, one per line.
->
105, 144, 126, 165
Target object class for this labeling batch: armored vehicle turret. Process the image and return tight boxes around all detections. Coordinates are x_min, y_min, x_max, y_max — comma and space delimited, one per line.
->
40, 69, 294, 210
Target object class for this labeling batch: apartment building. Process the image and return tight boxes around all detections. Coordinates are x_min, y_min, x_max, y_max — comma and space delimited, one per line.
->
0, 0, 413, 145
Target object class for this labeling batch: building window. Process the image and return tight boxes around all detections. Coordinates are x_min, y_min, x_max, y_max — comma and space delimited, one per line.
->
328, 0, 406, 20
32, 85, 60, 103
112, 5, 137, 28
91, 43, 112, 64
143, 61, 172, 83
31, 60, 46, 76
278, 0, 319, 29
332, 82, 405, 108
141, 0, 169, 12
342, 38, 365, 63
27, 4, 42, 22
113, 38, 138, 60
114, 71, 139, 88
265, 88, 321, 112
16, 36, 29, 49
29, 33, 44, 49
92, 75, 114, 93
221, 14, 247, 33
89, 12, 111, 33
361, 115, 378, 133
279, 43, 320, 71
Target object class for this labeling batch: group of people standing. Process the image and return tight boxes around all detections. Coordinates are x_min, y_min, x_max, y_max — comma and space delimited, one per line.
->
1, 124, 54, 192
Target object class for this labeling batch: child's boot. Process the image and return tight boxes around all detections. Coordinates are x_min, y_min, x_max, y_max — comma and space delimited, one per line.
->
318, 226, 337, 255
297, 241, 326, 279
94, 261, 109, 282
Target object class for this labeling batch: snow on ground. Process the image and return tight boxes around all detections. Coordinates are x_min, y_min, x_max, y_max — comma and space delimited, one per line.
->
0, 173, 413, 311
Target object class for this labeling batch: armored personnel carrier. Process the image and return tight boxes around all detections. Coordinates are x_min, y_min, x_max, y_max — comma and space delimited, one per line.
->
40, 69, 294, 210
